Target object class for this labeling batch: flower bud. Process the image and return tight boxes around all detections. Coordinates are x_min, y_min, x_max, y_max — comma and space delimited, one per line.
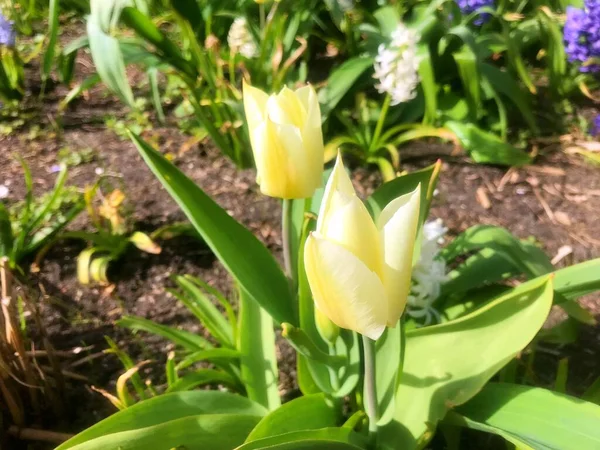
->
243, 82, 324, 199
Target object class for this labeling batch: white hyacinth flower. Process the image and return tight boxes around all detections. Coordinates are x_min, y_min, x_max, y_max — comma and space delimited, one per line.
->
228, 17, 257, 59
338, 0, 354, 12
373, 23, 421, 106
406, 219, 448, 326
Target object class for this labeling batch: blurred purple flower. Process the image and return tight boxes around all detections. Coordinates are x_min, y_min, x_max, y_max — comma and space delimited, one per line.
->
0, 14, 15, 47
564, 1, 600, 73
455, 0, 495, 26
591, 114, 600, 136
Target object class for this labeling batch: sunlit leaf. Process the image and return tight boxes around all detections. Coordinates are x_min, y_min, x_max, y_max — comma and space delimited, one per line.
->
381, 277, 554, 449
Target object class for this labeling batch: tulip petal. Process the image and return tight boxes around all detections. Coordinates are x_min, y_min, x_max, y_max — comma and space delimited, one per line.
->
243, 81, 268, 139
317, 153, 357, 231
295, 84, 321, 127
316, 154, 382, 275
377, 185, 421, 327
304, 234, 388, 340
295, 85, 324, 184
267, 86, 306, 128
252, 118, 317, 199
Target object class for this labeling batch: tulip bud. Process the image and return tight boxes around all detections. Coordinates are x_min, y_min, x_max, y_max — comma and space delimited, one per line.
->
243, 81, 324, 199
304, 154, 420, 340
315, 307, 340, 344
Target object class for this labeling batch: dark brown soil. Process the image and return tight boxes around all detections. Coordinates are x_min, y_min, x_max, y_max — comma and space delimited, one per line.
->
1, 29, 599, 449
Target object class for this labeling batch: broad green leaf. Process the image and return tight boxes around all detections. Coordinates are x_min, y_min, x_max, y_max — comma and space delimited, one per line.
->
583, 375, 600, 405
66, 414, 260, 450
553, 258, 600, 301
441, 247, 517, 298
444, 122, 531, 166
172, 275, 234, 347
57, 391, 266, 449
90, 0, 129, 31
166, 368, 240, 392
440, 285, 512, 323
381, 277, 554, 449
480, 63, 538, 132
366, 160, 441, 223
438, 92, 469, 120
118, 315, 212, 352
442, 225, 551, 277
319, 57, 374, 121
41, 0, 59, 88
443, 228, 600, 303
453, 47, 481, 120
246, 394, 340, 442
239, 428, 364, 450
374, 325, 402, 426
418, 47, 437, 125
452, 383, 600, 449
374, 6, 401, 36
324, 0, 346, 28
444, 411, 535, 449
239, 290, 281, 411
131, 133, 296, 325
87, 15, 135, 107
120, 7, 197, 80
170, 0, 203, 34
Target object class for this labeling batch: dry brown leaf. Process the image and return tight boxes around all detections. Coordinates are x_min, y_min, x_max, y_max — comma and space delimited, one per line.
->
476, 187, 492, 209
554, 211, 572, 226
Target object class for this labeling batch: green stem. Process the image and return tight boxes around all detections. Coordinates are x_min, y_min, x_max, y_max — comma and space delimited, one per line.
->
370, 94, 392, 153
281, 199, 293, 279
259, 4, 266, 31
362, 335, 378, 447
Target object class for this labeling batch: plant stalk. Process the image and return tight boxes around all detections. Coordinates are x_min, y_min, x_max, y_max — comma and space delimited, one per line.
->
362, 334, 378, 447
370, 94, 392, 153
281, 199, 293, 280
259, 4, 266, 30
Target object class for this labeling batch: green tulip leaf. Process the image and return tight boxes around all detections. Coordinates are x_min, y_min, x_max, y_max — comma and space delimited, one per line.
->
319, 56, 374, 121
552, 258, 600, 301
57, 391, 266, 449
444, 121, 531, 166
381, 276, 554, 449
239, 289, 281, 411
65, 414, 260, 450
449, 383, 600, 449
86, 17, 135, 108
245, 394, 341, 443
366, 160, 441, 225
131, 132, 296, 326
239, 428, 365, 450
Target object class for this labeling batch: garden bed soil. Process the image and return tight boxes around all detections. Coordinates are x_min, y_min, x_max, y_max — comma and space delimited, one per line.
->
1, 46, 600, 448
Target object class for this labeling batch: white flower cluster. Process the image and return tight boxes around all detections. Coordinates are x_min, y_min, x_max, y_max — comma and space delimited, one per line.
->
373, 23, 421, 106
406, 219, 448, 326
227, 17, 257, 59
338, 0, 355, 12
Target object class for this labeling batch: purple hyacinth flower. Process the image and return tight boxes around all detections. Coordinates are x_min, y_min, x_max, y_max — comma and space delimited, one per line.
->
0, 14, 15, 47
591, 115, 600, 137
564, 2, 600, 73
455, 0, 495, 26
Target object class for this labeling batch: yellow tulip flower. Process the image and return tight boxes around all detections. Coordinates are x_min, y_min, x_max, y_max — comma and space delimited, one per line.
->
304, 155, 421, 340
243, 81, 324, 199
